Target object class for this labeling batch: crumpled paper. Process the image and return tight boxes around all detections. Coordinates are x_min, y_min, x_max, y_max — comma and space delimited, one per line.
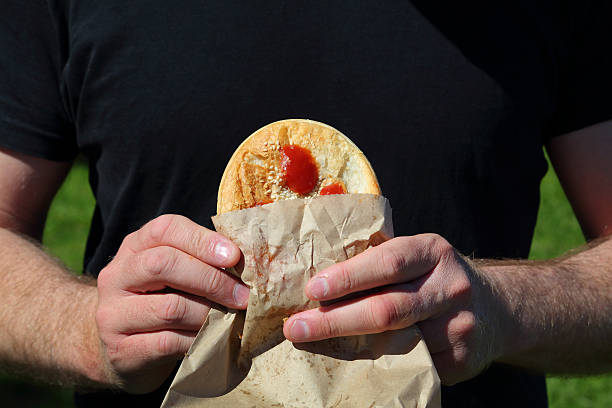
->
161, 194, 440, 407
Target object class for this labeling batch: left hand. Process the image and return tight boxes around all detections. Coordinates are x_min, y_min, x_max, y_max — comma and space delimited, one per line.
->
282, 233, 504, 385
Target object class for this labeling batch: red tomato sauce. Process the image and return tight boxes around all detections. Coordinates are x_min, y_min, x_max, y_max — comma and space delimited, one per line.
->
250, 199, 273, 208
320, 183, 346, 195
280, 145, 318, 195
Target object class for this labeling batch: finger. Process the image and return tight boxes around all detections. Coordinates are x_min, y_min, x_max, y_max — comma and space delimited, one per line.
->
306, 234, 452, 301
116, 246, 250, 309
116, 330, 197, 363
284, 282, 449, 342
417, 311, 477, 354
103, 293, 213, 334
430, 346, 471, 386
120, 214, 240, 268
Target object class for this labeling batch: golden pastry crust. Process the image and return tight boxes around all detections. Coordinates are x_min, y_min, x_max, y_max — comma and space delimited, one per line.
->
217, 119, 381, 214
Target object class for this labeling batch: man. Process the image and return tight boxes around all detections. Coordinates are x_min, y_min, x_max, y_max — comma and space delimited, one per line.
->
0, 1, 610, 407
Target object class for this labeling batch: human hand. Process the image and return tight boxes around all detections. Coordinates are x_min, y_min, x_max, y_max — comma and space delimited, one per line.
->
95, 214, 249, 394
282, 234, 503, 385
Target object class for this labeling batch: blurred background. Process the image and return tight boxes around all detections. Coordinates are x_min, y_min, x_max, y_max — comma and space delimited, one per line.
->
0, 157, 610, 407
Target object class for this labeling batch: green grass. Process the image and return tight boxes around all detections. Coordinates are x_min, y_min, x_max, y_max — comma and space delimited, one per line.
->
1, 157, 610, 407
42, 161, 95, 273
547, 375, 612, 408
529, 164, 586, 261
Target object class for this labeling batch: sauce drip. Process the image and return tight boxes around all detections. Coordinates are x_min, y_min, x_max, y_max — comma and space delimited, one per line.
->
250, 199, 273, 208
320, 183, 346, 195
280, 145, 318, 195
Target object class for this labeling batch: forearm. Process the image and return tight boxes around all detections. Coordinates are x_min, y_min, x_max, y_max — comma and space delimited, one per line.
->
480, 236, 612, 374
0, 227, 111, 388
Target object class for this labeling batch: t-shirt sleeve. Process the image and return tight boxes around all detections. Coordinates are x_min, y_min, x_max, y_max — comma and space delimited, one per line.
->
551, 0, 612, 136
0, 0, 77, 161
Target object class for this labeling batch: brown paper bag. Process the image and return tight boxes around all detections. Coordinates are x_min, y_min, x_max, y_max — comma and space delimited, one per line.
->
161, 194, 440, 407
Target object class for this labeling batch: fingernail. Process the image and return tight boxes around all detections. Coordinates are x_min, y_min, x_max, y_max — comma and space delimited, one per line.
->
309, 275, 329, 299
290, 319, 310, 340
233, 284, 250, 308
215, 241, 234, 262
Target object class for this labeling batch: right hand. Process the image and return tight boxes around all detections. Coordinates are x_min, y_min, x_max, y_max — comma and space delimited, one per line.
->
95, 214, 249, 394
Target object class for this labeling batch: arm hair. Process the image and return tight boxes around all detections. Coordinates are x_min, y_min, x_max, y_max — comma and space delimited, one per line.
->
0, 227, 113, 388
479, 236, 612, 374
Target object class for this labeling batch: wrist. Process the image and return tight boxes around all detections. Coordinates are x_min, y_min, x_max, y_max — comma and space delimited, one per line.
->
476, 260, 552, 367
68, 281, 119, 389
470, 261, 526, 364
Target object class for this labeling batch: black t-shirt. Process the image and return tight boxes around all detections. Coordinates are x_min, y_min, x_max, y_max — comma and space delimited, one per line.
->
1, 1, 611, 407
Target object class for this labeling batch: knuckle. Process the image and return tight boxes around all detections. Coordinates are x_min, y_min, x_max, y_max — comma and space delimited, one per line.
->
422, 233, 454, 260
193, 229, 216, 260
159, 294, 187, 324
436, 236, 454, 256
450, 273, 472, 300
95, 311, 123, 360
378, 244, 406, 280
367, 297, 404, 331
453, 313, 477, 340
318, 315, 339, 338
201, 268, 225, 299
433, 345, 479, 387
95, 305, 113, 331
96, 265, 115, 290
337, 262, 358, 293
420, 233, 442, 249
390, 236, 412, 253
102, 335, 123, 362
120, 230, 139, 250
140, 247, 175, 278
146, 214, 176, 244
156, 333, 180, 356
